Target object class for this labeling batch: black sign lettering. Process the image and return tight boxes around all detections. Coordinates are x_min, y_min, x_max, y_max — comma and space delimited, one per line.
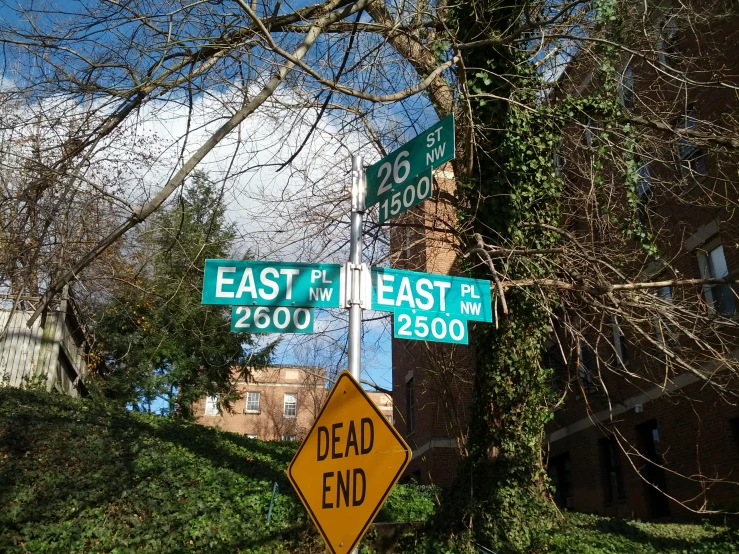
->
322, 472, 334, 509
331, 422, 344, 459
336, 469, 350, 508
361, 418, 374, 454
352, 468, 366, 506
344, 420, 359, 457
317, 426, 329, 461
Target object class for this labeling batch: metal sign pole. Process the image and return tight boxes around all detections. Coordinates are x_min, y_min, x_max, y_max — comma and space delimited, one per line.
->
348, 154, 365, 381
348, 154, 364, 554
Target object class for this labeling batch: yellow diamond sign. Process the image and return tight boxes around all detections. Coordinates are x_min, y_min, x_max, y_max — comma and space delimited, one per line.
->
287, 371, 411, 554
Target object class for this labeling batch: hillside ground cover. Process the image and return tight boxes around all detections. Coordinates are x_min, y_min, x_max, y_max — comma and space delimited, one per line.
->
0, 388, 736, 553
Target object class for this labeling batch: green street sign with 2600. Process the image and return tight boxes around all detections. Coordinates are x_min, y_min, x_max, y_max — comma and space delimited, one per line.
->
231, 306, 315, 334
202, 260, 342, 308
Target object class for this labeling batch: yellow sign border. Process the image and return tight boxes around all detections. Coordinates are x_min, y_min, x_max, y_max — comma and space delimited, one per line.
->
286, 370, 411, 554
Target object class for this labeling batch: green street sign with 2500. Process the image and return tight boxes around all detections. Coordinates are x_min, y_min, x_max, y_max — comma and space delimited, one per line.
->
371, 267, 492, 322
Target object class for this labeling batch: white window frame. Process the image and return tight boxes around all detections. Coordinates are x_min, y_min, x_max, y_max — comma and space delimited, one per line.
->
282, 434, 297, 441
584, 117, 594, 147
697, 243, 736, 314
283, 392, 298, 418
245, 391, 261, 413
636, 163, 652, 226
657, 17, 678, 66
204, 395, 219, 416
619, 65, 635, 109
678, 111, 708, 181
653, 286, 676, 345
246, 434, 258, 439
554, 150, 565, 177
611, 316, 629, 366
578, 340, 598, 394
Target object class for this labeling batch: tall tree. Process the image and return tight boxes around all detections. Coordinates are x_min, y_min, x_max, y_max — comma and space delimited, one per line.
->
92, 171, 274, 416
2, 1, 739, 550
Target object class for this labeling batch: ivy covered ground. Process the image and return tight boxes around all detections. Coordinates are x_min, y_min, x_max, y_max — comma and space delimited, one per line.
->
0, 388, 736, 553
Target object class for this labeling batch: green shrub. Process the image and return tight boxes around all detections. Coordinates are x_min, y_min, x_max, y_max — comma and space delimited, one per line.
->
376, 483, 440, 523
2, 389, 738, 554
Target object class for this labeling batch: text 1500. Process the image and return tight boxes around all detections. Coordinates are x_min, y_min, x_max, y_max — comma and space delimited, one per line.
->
379, 172, 432, 223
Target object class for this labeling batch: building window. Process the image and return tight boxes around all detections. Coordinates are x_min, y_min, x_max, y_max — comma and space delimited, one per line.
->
404, 226, 413, 262
678, 111, 708, 181
406, 378, 415, 434
245, 391, 261, 413
553, 150, 565, 177
543, 343, 568, 397
697, 244, 735, 314
730, 418, 739, 454
246, 434, 258, 439
283, 393, 298, 417
612, 316, 629, 366
204, 395, 219, 416
548, 453, 573, 509
654, 286, 678, 344
599, 437, 626, 502
657, 17, 679, 66
619, 65, 635, 109
584, 117, 594, 147
282, 434, 297, 441
636, 164, 653, 226
578, 340, 598, 393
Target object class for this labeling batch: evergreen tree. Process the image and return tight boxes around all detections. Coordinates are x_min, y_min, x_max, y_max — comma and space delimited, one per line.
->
91, 171, 274, 416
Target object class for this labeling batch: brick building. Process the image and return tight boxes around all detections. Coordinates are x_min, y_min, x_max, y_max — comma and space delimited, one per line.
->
389, 164, 477, 487
390, 0, 739, 517
367, 390, 394, 425
195, 365, 328, 441
544, 1, 739, 520
194, 366, 395, 442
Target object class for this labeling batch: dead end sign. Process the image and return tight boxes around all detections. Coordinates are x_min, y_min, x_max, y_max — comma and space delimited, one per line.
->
287, 371, 411, 554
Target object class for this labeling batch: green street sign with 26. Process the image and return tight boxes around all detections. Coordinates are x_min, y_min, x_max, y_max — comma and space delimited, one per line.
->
366, 115, 454, 207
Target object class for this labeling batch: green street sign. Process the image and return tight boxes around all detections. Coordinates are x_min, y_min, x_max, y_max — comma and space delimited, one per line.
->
371, 267, 492, 323
366, 115, 454, 207
231, 306, 315, 334
377, 169, 433, 224
202, 260, 342, 308
393, 309, 468, 344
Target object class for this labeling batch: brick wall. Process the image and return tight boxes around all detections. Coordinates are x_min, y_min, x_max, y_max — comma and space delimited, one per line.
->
390, 162, 478, 487
193, 366, 327, 441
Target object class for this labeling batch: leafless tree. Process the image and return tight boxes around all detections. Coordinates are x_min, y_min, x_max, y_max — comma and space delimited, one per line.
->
2, 0, 739, 530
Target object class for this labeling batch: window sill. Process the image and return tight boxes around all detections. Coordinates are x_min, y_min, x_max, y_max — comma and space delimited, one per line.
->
283, 414, 297, 419
244, 410, 261, 415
